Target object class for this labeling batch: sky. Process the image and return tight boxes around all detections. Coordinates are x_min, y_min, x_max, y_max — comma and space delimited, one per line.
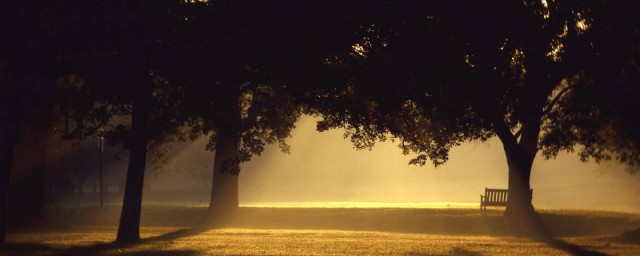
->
232, 116, 640, 212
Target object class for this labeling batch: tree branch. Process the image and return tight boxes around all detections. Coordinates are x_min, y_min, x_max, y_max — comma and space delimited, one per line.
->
541, 84, 572, 117
489, 108, 518, 148
514, 127, 522, 142
239, 81, 259, 95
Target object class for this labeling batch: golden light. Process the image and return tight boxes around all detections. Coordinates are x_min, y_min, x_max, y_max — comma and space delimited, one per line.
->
541, 0, 550, 19
352, 44, 367, 57
576, 18, 591, 34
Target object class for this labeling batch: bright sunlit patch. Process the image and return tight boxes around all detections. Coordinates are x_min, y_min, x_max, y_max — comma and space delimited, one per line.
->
546, 24, 568, 62
576, 18, 590, 34
541, 0, 550, 19
352, 43, 367, 57
241, 201, 479, 209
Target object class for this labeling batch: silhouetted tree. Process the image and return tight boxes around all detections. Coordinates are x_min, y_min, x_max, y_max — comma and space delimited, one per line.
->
309, 0, 640, 238
167, 1, 374, 224
0, 1, 64, 244
53, 0, 190, 243
88, 1, 190, 243
169, 1, 307, 223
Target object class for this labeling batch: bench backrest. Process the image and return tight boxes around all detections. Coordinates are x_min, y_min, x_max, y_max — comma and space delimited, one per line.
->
485, 188, 508, 202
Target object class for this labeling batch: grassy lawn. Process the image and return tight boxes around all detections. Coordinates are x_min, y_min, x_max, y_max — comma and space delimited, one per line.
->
3, 205, 640, 255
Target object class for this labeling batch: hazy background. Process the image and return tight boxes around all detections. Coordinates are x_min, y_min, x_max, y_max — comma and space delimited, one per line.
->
151, 116, 640, 213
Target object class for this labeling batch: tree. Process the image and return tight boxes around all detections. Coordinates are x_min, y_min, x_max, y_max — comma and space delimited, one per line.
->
0, 1, 63, 244
87, 1, 191, 243
308, 0, 640, 238
170, 1, 304, 223
168, 1, 371, 224
54, 0, 190, 242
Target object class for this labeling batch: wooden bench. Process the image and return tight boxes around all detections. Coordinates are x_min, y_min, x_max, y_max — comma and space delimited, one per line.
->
480, 188, 532, 213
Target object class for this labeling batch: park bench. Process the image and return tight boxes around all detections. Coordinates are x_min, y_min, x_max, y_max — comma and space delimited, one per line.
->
480, 188, 532, 213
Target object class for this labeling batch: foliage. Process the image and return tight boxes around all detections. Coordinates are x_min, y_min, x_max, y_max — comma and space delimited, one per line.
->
540, 1, 640, 170
310, 1, 640, 171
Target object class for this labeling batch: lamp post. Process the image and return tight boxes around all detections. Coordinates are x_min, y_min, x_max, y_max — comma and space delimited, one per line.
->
97, 128, 105, 206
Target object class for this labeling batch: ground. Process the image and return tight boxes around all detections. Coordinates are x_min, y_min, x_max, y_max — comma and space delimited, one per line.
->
3, 205, 640, 255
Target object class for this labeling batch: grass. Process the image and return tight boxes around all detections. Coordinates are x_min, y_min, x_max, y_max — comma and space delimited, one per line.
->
3, 204, 640, 255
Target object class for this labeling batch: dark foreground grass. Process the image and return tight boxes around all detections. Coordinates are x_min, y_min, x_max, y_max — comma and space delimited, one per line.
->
3, 205, 640, 255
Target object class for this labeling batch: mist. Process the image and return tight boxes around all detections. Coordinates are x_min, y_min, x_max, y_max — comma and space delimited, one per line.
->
148, 116, 640, 212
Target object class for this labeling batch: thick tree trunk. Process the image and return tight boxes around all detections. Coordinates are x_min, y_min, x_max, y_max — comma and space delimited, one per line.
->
204, 137, 240, 226
496, 122, 550, 239
116, 77, 151, 243
0, 119, 18, 245
503, 143, 535, 218
10, 168, 47, 227
9, 128, 49, 230
501, 143, 549, 238
492, 105, 550, 239
204, 84, 241, 227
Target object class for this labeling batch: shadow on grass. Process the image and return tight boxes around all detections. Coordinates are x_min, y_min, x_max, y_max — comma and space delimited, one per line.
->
546, 239, 609, 256
1, 242, 54, 253
57, 249, 199, 256
229, 208, 511, 236
2, 228, 206, 256
407, 247, 482, 256
143, 227, 208, 243
617, 227, 640, 244
45, 206, 640, 237
117, 251, 197, 256
406, 239, 610, 256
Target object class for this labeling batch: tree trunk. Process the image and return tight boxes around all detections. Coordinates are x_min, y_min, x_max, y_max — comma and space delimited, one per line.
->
0, 118, 19, 245
498, 130, 550, 239
10, 168, 47, 227
204, 137, 240, 226
491, 104, 550, 239
503, 142, 535, 218
9, 128, 49, 229
204, 84, 241, 227
116, 77, 151, 243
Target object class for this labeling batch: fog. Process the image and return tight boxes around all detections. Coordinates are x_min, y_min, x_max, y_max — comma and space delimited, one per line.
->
152, 116, 640, 212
